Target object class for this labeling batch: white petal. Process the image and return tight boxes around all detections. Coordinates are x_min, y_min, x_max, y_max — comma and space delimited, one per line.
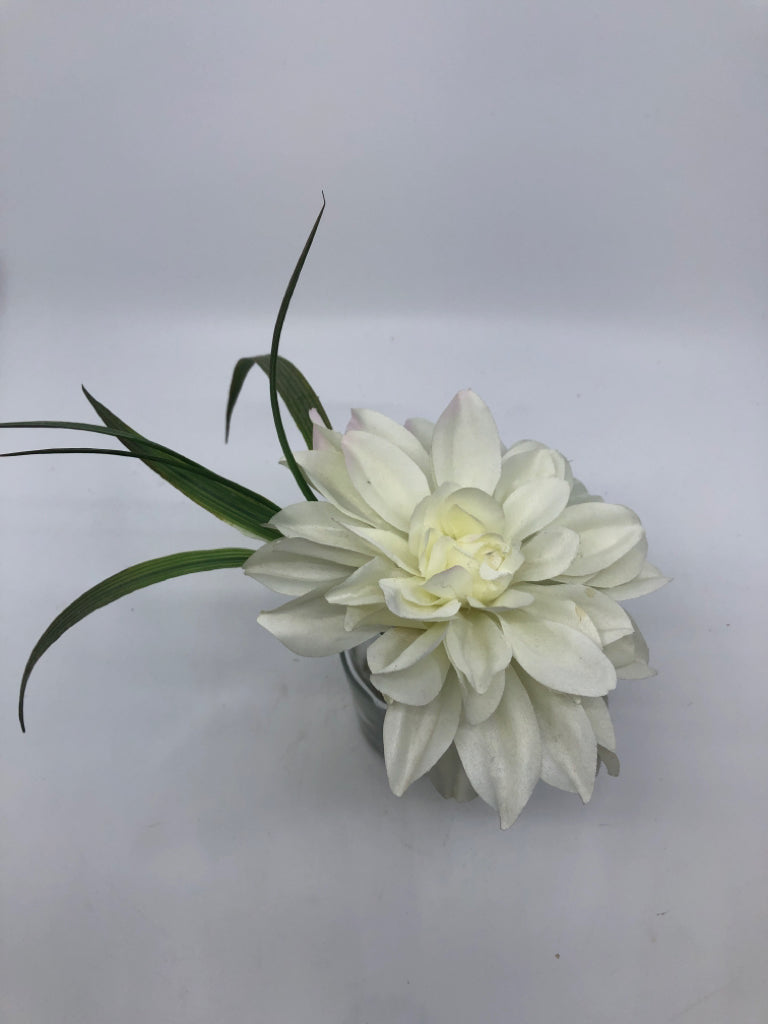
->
379, 577, 462, 620
458, 668, 506, 725
324, 557, 399, 606
348, 407, 432, 476
444, 612, 512, 694
549, 584, 634, 645
495, 445, 569, 503
554, 502, 644, 577
567, 479, 603, 505
269, 502, 374, 554
244, 538, 365, 596
431, 390, 502, 493
341, 430, 431, 531
344, 604, 407, 632
585, 537, 648, 589
257, 589, 378, 656
614, 660, 656, 680
384, 675, 462, 795
502, 478, 571, 543
477, 588, 535, 611
340, 521, 418, 572
373, 647, 449, 706
521, 675, 597, 802
406, 482, 461, 558
454, 670, 542, 828
512, 586, 602, 645
421, 565, 474, 602
515, 527, 580, 581
309, 409, 343, 452
404, 416, 435, 450
597, 747, 621, 776
581, 696, 616, 752
504, 439, 546, 456
441, 488, 506, 537
503, 613, 617, 696
429, 743, 477, 802
600, 561, 669, 601
293, 450, 384, 524
603, 620, 655, 678
367, 624, 448, 674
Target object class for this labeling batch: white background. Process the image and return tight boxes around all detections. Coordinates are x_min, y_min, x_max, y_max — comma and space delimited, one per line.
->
1, 3, 767, 1022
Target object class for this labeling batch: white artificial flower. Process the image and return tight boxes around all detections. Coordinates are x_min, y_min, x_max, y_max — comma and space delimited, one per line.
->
245, 391, 667, 827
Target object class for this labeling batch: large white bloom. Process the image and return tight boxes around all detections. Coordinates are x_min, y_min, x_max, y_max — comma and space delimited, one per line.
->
245, 391, 667, 827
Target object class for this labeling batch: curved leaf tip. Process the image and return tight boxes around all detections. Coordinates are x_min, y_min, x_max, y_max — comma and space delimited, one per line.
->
18, 547, 255, 732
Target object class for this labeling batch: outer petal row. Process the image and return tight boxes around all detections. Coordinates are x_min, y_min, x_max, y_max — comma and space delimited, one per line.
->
521, 675, 597, 802
554, 502, 644, 577
257, 588, 379, 656
341, 430, 431, 531
497, 611, 616, 696
347, 407, 432, 478
431, 390, 502, 494
454, 668, 541, 829
244, 537, 366, 596
384, 673, 462, 796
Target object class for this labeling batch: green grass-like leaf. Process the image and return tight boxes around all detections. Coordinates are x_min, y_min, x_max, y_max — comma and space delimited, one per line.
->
225, 353, 332, 448
84, 391, 282, 538
1, 415, 281, 541
1, 446, 186, 467
269, 197, 326, 501
18, 546, 255, 731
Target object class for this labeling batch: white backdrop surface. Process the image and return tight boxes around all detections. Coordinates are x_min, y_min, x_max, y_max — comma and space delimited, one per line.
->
1, 3, 767, 1023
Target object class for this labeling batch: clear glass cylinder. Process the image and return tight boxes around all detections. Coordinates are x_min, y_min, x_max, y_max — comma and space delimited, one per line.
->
339, 640, 386, 756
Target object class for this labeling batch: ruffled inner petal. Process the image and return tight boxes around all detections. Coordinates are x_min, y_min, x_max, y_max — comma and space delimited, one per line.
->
379, 577, 462, 620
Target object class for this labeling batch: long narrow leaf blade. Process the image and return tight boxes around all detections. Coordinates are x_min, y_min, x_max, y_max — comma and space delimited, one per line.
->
257, 354, 331, 446
225, 353, 332, 447
0, 417, 281, 541
269, 198, 326, 501
18, 547, 255, 731
1, 447, 186, 467
84, 394, 283, 540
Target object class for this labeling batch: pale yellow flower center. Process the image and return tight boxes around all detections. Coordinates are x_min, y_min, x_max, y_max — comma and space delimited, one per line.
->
411, 490, 522, 605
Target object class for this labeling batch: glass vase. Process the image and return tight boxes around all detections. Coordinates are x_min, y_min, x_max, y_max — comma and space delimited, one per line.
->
339, 639, 386, 756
